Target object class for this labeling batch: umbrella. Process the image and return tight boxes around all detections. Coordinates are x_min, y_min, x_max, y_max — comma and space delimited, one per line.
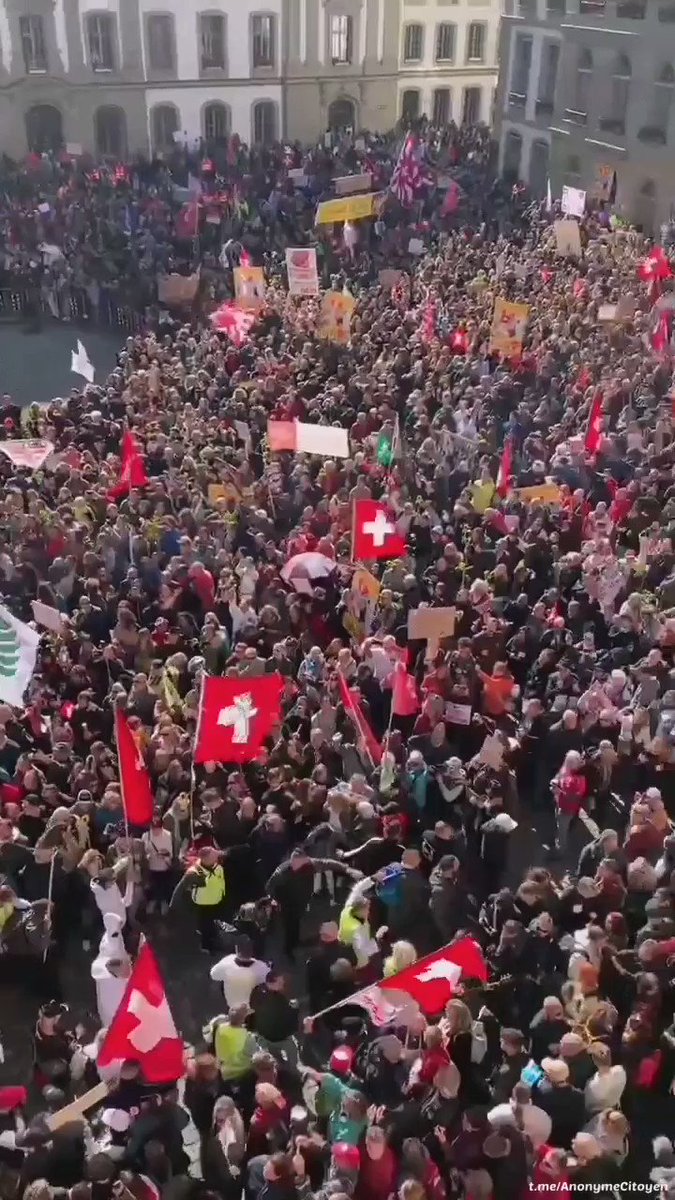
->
281, 552, 336, 595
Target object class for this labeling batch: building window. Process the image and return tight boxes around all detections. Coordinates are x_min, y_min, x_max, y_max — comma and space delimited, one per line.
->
94, 106, 127, 157
200, 13, 225, 70
251, 14, 275, 66
87, 13, 115, 71
570, 46, 592, 119
252, 99, 277, 144
510, 34, 532, 102
462, 86, 481, 123
25, 104, 62, 152
203, 101, 230, 141
503, 129, 522, 179
432, 88, 451, 125
146, 14, 175, 71
403, 23, 423, 62
151, 103, 179, 151
20, 16, 47, 72
537, 40, 559, 111
547, 0, 566, 12
602, 52, 630, 133
466, 22, 485, 63
435, 23, 455, 62
567, 153, 581, 181
401, 89, 420, 121
529, 140, 549, 196
330, 14, 352, 64
640, 63, 674, 142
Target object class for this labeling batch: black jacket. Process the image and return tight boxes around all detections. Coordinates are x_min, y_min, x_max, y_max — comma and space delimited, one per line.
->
249, 984, 298, 1042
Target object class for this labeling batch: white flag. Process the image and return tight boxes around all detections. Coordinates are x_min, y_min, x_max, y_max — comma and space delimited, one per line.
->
546, 178, 552, 213
0, 604, 40, 708
71, 340, 95, 384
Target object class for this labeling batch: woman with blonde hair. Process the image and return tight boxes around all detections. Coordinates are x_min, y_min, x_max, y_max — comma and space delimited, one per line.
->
440, 998, 476, 1091
384, 940, 417, 978
202, 1094, 246, 1200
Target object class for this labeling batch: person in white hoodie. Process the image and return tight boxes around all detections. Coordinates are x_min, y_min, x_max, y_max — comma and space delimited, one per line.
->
584, 1042, 627, 1114
209, 935, 269, 1008
90, 912, 131, 1028
90, 863, 134, 930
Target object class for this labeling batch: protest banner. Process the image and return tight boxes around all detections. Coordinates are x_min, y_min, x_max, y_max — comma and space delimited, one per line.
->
315, 193, 377, 225
445, 702, 472, 726
554, 220, 582, 257
407, 608, 456, 660
512, 482, 562, 505
0, 440, 54, 470
352, 567, 381, 602
31, 601, 66, 634
334, 173, 372, 196
489, 298, 530, 358
317, 292, 355, 344
157, 272, 200, 307
561, 186, 586, 218
286, 248, 319, 296
233, 265, 265, 311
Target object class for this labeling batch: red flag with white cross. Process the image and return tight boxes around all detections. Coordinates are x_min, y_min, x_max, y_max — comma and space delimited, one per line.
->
194, 674, 283, 764
352, 500, 407, 562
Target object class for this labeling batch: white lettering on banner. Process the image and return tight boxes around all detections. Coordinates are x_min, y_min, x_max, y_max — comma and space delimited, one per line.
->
217, 694, 258, 743
416, 960, 461, 985
127, 989, 175, 1052
363, 511, 394, 547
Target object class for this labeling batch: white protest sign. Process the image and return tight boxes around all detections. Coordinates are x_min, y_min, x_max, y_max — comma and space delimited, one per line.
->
561, 186, 586, 218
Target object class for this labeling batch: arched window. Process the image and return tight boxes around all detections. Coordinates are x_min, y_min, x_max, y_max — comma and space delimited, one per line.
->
529, 140, 550, 197
401, 89, 420, 122
151, 103, 179, 152
328, 97, 356, 131
203, 101, 230, 142
502, 130, 522, 181
642, 63, 675, 142
574, 47, 593, 117
94, 106, 127, 158
603, 53, 631, 133
635, 178, 657, 234
252, 99, 277, 145
25, 104, 62, 152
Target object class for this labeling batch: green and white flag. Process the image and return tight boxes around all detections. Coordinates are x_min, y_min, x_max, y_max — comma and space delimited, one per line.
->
0, 604, 39, 708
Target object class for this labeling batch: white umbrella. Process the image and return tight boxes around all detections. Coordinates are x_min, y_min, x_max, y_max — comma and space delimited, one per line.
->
281, 552, 336, 595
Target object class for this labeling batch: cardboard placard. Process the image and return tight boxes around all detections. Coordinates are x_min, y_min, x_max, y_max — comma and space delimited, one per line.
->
286, 247, 319, 296
408, 238, 424, 256
513, 482, 562, 505
334, 172, 373, 196
47, 1081, 109, 1131
407, 607, 456, 659
598, 304, 617, 323
561, 185, 586, 218
233, 265, 265, 311
315, 193, 377, 225
616, 294, 636, 321
478, 733, 504, 770
207, 482, 241, 505
489, 298, 530, 359
317, 292, 355, 345
31, 600, 66, 634
157, 272, 200, 307
445, 702, 472, 726
352, 567, 381, 602
554, 219, 582, 258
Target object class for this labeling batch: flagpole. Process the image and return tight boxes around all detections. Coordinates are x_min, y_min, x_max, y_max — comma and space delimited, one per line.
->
114, 707, 130, 841
190, 673, 209, 844
44, 851, 56, 962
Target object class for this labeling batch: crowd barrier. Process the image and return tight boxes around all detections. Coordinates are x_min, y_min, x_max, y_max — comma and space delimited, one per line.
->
0, 285, 144, 335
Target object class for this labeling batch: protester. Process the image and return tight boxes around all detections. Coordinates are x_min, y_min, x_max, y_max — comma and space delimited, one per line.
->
0, 116, 672, 1200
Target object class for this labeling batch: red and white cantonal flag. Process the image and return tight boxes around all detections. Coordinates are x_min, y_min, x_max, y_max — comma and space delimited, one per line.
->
0, 439, 54, 470
347, 938, 489, 1027
210, 303, 256, 346
97, 942, 184, 1082
194, 674, 283, 764
352, 500, 407, 562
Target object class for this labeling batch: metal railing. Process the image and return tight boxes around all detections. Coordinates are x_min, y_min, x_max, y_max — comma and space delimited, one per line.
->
0, 284, 144, 335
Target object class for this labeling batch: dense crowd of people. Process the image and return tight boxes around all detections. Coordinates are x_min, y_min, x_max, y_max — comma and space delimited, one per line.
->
0, 118, 673, 1200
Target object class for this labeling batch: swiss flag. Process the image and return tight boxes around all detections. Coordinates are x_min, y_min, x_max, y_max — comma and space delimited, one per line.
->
107, 432, 148, 501
97, 942, 184, 1082
194, 674, 283, 764
352, 500, 407, 562
115, 709, 154, 827
638, 246, 672, 283
338, 670, 382, 766
353, 938, 488, 1023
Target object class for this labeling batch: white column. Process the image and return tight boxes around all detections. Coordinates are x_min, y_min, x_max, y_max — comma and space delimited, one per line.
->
300, 0, 307, 63
377, 0, 384, 62
318, 0, 326, 65
358, 0, 367, 64
525, 32, 543, 123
